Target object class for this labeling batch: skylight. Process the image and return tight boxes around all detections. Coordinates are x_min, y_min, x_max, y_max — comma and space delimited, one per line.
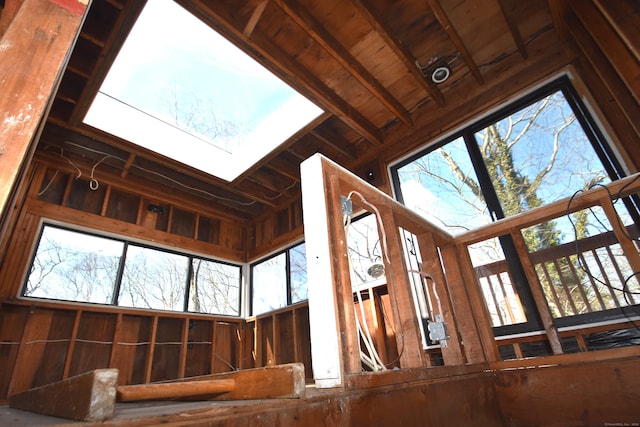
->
84, 0, 323, 182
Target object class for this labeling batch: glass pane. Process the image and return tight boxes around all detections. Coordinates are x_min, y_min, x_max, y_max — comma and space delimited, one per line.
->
25, 226, 123, 304
119, 245, 189, 311
188, 259, 240, 315
346, 214, 385, 287
474, 90, 610, 219
396, 136, 492, 235
252, 253, 287, 315
289, 243, 308, 303
524, 207, 640, 319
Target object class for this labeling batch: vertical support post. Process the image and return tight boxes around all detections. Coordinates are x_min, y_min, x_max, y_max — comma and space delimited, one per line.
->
0, 0, 89, 242
301, 154, 359, 388
376, 208, 426, 368
511, 230, 564, 354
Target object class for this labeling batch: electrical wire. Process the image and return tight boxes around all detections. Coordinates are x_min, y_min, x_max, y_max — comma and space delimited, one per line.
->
565, 182, 640, 331
45, 141, 260, 207
344, 191, 408, 370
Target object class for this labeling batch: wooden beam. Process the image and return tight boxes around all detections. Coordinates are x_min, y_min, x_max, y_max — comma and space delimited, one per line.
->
351, 0, 445, 107
272, 0, 413, 126
496, 0, 528, 58
165, 363, 306, 400
309, 129, 358, 160
9, 369, 119, 422
243, 0, 268, 38
117, 379, 236, 402
571, 0, 640, 103
426, 0, 484, 84
593, 0, 640, 63
182, 1, 383, 145
0, 0, 87, 248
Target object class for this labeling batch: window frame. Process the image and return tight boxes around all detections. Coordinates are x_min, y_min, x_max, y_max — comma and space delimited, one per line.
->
22, 222, 242, 316
249, 241, 307, 316
389, 76, 638, 335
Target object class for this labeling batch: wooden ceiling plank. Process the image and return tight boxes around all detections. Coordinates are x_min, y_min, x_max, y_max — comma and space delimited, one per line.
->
426, 0, 484, 84
496, 0, 528, 58
243, 0, 268, 38
592, 0, 640, 64
182, 0, 383, 146
309, 129, 357, 160
272, 0, 413, 127
350, 0, 445, 107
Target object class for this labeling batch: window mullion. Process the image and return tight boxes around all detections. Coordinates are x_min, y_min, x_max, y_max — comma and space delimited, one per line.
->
111, 242, 129, 305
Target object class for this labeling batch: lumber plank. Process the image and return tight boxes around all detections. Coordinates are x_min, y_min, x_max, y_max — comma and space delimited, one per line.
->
9, 369, 118, 422
117, 379, 235, 402
176, 363, 306, 400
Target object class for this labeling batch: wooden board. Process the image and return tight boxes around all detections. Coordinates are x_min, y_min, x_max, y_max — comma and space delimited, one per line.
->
174, 363, 306, 400
9, 369, 118, 422
117, 379, 235, 402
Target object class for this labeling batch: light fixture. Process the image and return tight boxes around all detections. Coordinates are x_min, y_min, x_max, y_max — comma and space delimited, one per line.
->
367, 262, 385, 279
415, 55, 457, 84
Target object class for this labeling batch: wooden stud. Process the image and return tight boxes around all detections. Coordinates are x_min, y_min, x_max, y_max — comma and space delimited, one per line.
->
510, 230, 564, 355
62, 310, 82, 379
144, 315, 159, 384
447, 243, 501, 363
416, 231, 465, 365
10, 369, 118, 422
8, 308, 54, 395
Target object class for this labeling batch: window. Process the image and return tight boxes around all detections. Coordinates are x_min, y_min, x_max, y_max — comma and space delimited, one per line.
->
83, 0, 322, 182
24, 224, 241, 316
391, 77, 639, 334
250, 242, 307, 315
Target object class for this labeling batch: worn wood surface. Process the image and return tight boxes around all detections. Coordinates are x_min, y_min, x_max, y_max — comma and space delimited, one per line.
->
117, 379, 236, 402
9, 369, 118, 422
176, 362, 306, 400
0, 0, 86, 243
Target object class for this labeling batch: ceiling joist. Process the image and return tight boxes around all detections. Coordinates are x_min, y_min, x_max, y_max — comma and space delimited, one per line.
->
272, 0, 414, 127
426, 0, 484, 84
351, 0, 445, 108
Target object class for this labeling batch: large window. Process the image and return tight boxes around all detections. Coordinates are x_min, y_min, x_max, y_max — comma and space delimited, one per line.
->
24, 224, 241, 316
250, 242, 307, 316
391, 77, 639, 334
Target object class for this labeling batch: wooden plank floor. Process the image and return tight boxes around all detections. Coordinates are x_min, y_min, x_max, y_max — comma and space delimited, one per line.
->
0, 369, 504, 426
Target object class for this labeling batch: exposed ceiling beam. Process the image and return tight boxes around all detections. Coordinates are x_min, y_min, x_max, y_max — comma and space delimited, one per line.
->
426, 0, 484, 84
350, 0, 445, 107
272, 0, 413, 127
182, 0, 384, 146
243, 0, 268, 38
309, 129, 357, 160
496, 0, 528, 59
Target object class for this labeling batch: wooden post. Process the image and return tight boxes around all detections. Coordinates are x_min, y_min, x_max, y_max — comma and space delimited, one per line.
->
416, 231, 465, 365
301, 154, 352, 388
0, 0, 89, 242
511, 230, 564, 354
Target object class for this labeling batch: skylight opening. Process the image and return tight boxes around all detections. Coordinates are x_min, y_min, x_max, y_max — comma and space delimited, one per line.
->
84, 0, 323, 182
